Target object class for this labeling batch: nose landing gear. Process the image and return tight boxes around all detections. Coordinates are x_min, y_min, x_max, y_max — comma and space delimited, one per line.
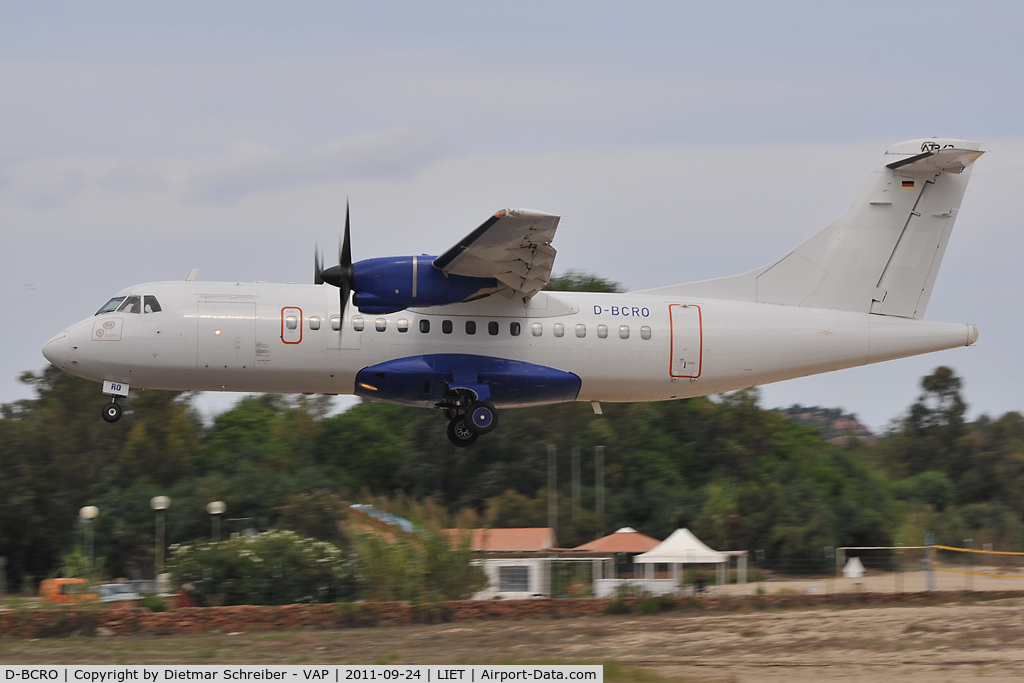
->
99, 380, 129, 423
102, 399, 123, 423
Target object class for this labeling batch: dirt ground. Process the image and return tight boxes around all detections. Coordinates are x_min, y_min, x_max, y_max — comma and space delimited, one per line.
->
4, 596, 1024, 682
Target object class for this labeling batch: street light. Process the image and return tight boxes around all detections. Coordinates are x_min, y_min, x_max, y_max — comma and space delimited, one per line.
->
150, 496, 171, 580
79, 506, 99, 584
207, 501, 226, 542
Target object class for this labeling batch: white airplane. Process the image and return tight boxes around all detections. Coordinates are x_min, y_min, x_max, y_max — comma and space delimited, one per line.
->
42, 138, 983, 447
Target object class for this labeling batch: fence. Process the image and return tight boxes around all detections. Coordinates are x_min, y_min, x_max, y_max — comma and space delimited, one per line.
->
742, 543, 1024, 596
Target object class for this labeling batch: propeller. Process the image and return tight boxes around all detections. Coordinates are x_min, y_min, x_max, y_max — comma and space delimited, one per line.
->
319, 201, 355, 333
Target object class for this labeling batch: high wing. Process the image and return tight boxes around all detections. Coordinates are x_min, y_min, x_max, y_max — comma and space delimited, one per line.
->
432, 208, 560, 300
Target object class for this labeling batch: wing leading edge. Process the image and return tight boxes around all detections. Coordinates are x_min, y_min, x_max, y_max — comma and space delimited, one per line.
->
433, 208, 560, 301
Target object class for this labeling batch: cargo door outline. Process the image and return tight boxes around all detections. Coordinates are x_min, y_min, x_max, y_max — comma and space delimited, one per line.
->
197, 298, 256, 371
669, 304, 702, 379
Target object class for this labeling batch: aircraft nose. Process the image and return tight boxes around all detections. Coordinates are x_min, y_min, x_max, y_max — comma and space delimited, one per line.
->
42, 331, 69, 369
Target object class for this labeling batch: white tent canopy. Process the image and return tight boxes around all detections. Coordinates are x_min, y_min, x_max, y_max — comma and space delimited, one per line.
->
633, 528, 728, 565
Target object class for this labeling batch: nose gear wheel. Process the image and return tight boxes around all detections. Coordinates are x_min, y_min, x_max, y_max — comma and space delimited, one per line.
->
102, 402, 122, 423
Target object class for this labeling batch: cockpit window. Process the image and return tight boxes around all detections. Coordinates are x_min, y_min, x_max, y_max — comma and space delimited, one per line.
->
95, 297, 126, 315
144, 296, 162, 313
116, 295, 142, 314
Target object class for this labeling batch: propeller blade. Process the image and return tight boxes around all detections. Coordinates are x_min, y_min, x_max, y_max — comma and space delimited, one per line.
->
314, 241, 323, 285
339, 280, 350, 330
341, 200, 352, 269
337, 201, 353, 336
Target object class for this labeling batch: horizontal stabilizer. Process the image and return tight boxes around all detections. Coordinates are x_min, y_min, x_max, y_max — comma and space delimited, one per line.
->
886, 147, 984, 174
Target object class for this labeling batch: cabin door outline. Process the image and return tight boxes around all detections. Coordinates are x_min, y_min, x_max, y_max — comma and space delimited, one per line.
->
669, 304, 702, 379
197, 297, 257, 372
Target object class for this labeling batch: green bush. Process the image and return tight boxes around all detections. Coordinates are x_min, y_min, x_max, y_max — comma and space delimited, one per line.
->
140, 594, 167, 612
639, 596, 673, 615
605, 598, 629, 615
167, 529, 354, 606
351, 526, 486, 603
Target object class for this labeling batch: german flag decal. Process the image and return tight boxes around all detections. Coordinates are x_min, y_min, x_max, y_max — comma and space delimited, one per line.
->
901, 180, 915, 190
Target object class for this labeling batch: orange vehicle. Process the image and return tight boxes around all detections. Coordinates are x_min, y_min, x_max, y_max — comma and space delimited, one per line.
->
38, 578, 98, 604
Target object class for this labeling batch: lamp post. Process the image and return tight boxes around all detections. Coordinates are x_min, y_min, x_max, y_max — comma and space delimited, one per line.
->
207, 501, 226, 542
79, 506, 99, 584
150, 496, 171, 580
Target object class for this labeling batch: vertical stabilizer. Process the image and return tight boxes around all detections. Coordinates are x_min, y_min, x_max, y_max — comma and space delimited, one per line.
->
641, 139, 983, 319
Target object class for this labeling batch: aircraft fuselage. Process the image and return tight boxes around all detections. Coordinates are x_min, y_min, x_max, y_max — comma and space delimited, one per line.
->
43, 280, 977, 409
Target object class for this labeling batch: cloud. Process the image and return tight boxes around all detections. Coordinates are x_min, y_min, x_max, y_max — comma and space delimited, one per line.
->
1, 164, 86, 209
183, 129, 445, 204
0, 128, 447, 215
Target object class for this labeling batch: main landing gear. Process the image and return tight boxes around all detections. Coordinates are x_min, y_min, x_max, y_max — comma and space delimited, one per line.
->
443, 398, 499, 448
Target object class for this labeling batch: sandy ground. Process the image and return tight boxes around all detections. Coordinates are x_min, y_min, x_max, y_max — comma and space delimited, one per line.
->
3, 596, 1024, 681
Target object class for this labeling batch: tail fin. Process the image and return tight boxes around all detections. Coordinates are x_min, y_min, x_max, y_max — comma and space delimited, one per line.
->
642, 139, 984, 319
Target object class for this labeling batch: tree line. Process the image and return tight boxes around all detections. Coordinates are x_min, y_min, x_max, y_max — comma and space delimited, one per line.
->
2, 275, 1021, 588
2, 360, 1022, 590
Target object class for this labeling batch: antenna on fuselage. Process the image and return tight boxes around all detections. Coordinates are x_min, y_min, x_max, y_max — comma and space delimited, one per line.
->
185, 269, 198, 282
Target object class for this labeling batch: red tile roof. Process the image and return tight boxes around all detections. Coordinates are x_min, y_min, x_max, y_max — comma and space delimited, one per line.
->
572, 528, 661, 553
446, 528, 557, 551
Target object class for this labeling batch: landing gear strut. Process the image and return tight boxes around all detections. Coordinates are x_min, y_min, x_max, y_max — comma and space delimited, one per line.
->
102, 398, 122, 423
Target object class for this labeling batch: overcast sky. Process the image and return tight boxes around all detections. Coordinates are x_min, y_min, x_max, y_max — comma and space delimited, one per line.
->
3, 1, 1023, 430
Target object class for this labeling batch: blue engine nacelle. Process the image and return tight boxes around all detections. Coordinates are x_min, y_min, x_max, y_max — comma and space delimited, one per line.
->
352, 256, 499, 314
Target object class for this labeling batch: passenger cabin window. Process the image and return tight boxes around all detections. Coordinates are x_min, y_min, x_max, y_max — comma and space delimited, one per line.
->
466, 320, 476, 335
285, 316, 298, 330
575, 324, 586, 338
442, 320, 453, 334
510, 322, 521, 336
619, 325, 630, 339
96, 297, 125, 315
488, 321, 499, 336
117, 295, 142, 314
597, 324, 608, 339
375, 318, 387, 332
531, 322, 543, 337
308, 316, 321, 330
397, 319, 409, 333
553, 323, 564, 338
419, 319, 430, 333
641, 326, 652, 340
330, 316, 342, 331
352, 317, 365, 332
143, 295, 162, 313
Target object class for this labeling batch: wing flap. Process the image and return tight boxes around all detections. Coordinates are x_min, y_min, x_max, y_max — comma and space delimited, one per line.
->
434, 208, 560, 300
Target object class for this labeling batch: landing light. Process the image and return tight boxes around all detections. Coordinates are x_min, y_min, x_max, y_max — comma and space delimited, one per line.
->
214, 330, 221, 335
357, 382, 378, 391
